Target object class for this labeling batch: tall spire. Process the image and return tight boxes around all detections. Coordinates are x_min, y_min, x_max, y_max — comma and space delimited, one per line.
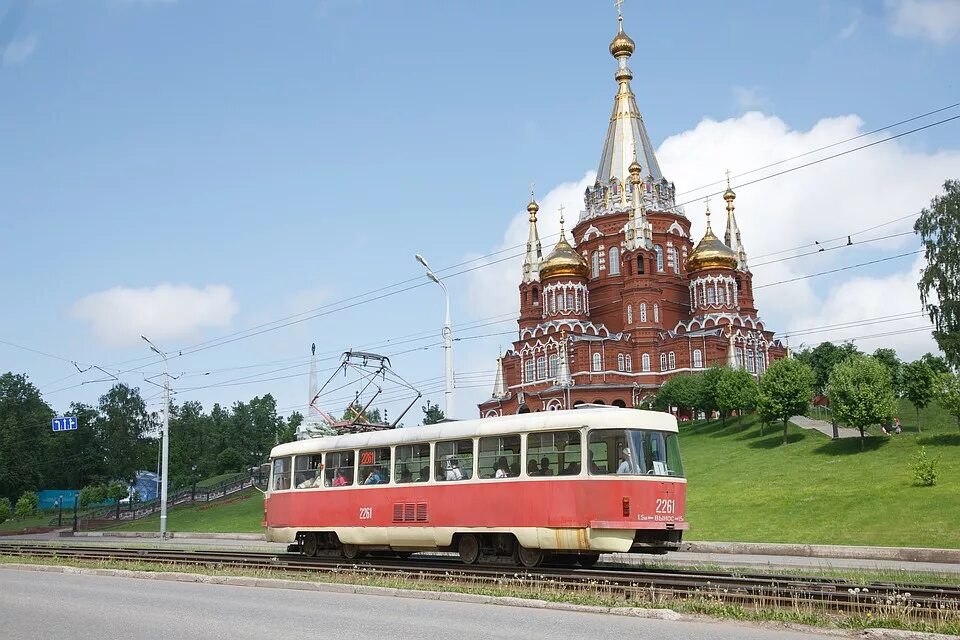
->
491, 351, 508, 400
522, 185, 543, 283
723, 170, 749, 271
597, 3, 663, 187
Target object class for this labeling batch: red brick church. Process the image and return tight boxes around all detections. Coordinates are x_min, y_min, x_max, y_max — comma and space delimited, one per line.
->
479, 12, 787, 417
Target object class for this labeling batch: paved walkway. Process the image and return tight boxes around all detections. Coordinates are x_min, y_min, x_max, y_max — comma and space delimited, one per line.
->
790, 416, 860, 439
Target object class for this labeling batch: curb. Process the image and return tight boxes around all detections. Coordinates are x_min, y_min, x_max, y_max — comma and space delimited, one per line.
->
682, 542, 960, 565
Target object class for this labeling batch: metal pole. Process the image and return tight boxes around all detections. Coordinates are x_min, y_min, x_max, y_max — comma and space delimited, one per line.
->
160, 360, 170, 539
441, 281, 454, 419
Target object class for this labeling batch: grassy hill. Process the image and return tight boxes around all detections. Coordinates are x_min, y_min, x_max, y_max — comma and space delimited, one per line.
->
682, 398, 960, 548
108, 487, 264, 534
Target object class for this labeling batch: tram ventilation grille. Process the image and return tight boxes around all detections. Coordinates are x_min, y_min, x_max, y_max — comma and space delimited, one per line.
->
392, 502, 428, 523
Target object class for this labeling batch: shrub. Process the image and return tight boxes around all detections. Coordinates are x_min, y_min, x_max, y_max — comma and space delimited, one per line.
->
911, 447, 940, 487
0, 497, 11, 523
14, 492, 39, 518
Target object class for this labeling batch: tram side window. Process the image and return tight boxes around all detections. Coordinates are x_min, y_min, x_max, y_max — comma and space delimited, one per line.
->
587, 429, 684, 477
435, 439, 473, 481
294, 454, 323, 489
272, 457, 291, 491
478, 435, 520, 478
527, 430, 582, 477
324, 451, 355, 487
359, 448, 391, 485
395, 444, 430, 483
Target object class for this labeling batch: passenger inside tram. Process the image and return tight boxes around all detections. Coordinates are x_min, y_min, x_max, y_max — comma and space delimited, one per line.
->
418, 466, 430, 482
527, 459, 539, 476
539, 457, 553, 476
445, 457, 465, 481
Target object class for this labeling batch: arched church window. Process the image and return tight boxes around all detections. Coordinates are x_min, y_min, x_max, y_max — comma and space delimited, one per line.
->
537, 356, 546, 380
757, 351, 765, 373
531, 286, 539, 307
642, 354, 650, 372
524, 359, 534, 382
693, 349, 703, 369
746, 350, 755, 373
637, 255, 645, 275
591, 251, 600, 278
653, 304, 660, 323
717, 287, 725, 304
592, 352, 602, 372
617, 353, 625, 371
707, 288, 715, 305
566, 292, 574, 312
654, 246, 664, 272
625, 355, 632, 372
735, 347, 743, 369
640, 303, 647, 322
609, 247, 620, 275
659, 353, 667, 371
668, 352, 676, 370
548, 354, 558, 378
627, 304, 633, 324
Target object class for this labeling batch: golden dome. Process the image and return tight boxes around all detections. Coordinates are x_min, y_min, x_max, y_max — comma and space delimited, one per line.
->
609, 21, 635, 58
540, 234, 589, 280
723, 186, 736, 201
527, 199, 540, 217
688, 207, 738, 272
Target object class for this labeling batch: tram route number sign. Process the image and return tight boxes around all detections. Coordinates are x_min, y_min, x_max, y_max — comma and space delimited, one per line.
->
51, 416, 78, 432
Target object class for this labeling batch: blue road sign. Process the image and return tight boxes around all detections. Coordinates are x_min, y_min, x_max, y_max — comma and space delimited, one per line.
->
52, 416, 78, 432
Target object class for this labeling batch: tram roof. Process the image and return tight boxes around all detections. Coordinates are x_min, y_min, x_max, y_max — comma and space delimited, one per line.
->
270, 408, 677, 458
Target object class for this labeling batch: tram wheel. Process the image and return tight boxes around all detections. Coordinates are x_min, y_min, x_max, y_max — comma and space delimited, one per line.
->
578, 553, 600, 568
457, 534, 480, 564
341, 543, 361, 561
302, 533, 319, 557
515, 546, 543, 568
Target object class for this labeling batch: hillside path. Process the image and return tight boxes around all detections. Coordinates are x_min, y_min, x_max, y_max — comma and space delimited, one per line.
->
790, 416, 860, 439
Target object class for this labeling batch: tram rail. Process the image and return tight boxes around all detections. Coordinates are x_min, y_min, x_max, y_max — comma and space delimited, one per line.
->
1, 542, 958, 618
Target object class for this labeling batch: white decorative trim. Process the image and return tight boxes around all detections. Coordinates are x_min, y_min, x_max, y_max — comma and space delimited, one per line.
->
666, 221, 687, 237
581, 225, 602, 242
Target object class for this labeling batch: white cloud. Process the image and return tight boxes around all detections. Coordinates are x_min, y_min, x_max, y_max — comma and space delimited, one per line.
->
836, 16, 860, 40
731, 85, 771, 112
71, 283, 238, 347
887, 0, 960, 44
1, 33, 38, 66
466, 110, 960, 361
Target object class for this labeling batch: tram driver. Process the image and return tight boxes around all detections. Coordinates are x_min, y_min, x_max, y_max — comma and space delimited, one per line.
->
445, 456, 464, 481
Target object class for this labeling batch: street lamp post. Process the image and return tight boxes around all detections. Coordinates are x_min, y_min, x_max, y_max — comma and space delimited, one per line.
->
415, 254, 454, 419
141, 334, 170, 539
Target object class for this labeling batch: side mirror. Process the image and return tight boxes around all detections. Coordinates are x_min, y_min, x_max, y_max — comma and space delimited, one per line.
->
253, 463, 271, 493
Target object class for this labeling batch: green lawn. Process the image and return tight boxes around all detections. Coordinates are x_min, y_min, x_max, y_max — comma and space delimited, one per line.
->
194, 472, 246, 489
108, 488, 264, 533
681, 399, 960, 548
0, 513, 56, 532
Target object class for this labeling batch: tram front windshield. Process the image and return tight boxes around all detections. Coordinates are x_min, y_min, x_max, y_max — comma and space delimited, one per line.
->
587, 429, 683, 477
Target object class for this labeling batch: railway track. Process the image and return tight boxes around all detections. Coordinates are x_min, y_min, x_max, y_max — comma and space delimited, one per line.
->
2, 543, 958, 618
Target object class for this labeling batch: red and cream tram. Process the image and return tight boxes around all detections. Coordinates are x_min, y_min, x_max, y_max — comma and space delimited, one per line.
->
264, 407, 686, 567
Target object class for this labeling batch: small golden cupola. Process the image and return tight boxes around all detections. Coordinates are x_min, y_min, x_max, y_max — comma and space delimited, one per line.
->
539, 207, 589, 280
687, 201, 738, 272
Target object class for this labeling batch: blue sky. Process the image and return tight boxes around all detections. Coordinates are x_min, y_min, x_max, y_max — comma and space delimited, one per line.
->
2, 0, 959, 421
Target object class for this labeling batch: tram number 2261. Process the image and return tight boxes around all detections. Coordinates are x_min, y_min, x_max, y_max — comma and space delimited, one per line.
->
654, 499, 676, 514
359, 507, 373, 520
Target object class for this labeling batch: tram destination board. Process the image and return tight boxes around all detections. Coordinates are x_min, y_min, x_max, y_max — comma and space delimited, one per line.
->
51, 416, 78, 432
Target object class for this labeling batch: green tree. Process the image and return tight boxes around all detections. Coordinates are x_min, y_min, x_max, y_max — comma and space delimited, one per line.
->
694, 367, 724, 419
655, 374, 701, 417
902, 360, 938, 433
872, 348, 903, 397
939, 372, 960, 431
0, 497, 10, 523
78, 484, 108, 508
421, 401, 445, 425
14, 492, 38, 518
106, 483, 128, 520
95, 384, 151, 486
793, 342, 861, 396
0, 373, 54, 503
715, 368, 758, 424
921, 352, 951, 375
757, 358, 815, 445
276, 411, 302, 444
916, 179, 960, 369
828, 355, 896, 451
342, 400, 382, 424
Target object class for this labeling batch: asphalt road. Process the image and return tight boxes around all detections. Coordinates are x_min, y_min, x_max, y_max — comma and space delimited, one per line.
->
0, 568, 840, 640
